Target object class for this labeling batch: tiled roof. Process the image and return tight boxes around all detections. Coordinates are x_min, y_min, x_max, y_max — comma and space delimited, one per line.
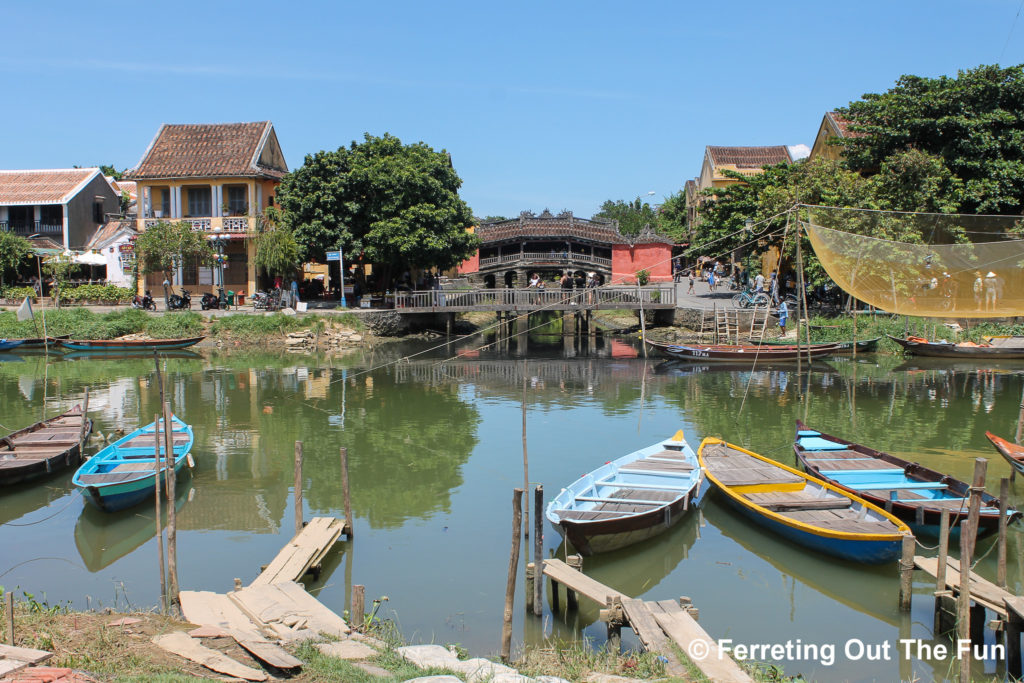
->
706, 146, 792, 169
477, 210, 673, 245
0, 168, 100, 205
126, 122, 287, 180
826, 111, 866, 138
108, 178, 137, 200
86, 220, 136, 250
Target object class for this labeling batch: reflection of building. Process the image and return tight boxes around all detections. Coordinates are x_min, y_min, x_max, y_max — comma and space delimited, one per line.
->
458, 209, 675, 286
0, 168, 120, 249
126, 122, 289, 297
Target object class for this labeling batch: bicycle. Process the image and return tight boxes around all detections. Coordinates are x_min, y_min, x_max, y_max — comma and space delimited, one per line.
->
732, 289, 771, 309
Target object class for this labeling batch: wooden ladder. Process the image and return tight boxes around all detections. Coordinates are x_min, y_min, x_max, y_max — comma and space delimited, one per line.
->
716, 307, 739, 344
699, 307, 715, 343
748, 305, 770, 342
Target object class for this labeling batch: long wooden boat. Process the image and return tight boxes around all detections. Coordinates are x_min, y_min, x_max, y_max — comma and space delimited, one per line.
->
545, 430, 702, 556
985, 431, 1024, 478
12, 334, 70, 348
0, 339, 26, 351
888, 334, 1024, 359
0, 406, 92, 486
757, 336, 882, 353
698, 437, 910, 563
73, 415, 194, 512
59, 336, 205, 352
794, 421, 1017, 536
647, 339, 839, 362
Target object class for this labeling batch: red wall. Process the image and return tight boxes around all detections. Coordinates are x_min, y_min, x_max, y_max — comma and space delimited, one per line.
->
457, 250, 479, 275
611, 243, 673, 284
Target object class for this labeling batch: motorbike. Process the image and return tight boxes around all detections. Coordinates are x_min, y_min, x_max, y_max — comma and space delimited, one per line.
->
131, 291, 157, 311
251, 289, 283, 311
167, 289, 192, 311
200, 292, 221, 310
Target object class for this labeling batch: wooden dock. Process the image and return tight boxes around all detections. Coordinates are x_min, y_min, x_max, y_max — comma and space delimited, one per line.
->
252, 517, 349, 586
914, 555, 1014, 619
542, 558, 752, 683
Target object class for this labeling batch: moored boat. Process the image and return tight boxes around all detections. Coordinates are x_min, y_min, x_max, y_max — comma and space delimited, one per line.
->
756, 336, 882, 353
794, 421, 1017, 536
12, 334, 71, 348
58, 336, 205, 351
647, 339, 839, 362
0, 406, 92, 486
888, 334, 1024, 359
72, 415, 194, 512
985, 431, 1024, 478
545, 430, 702, 555
698, 437, 910, 563
0, 339, 26, 351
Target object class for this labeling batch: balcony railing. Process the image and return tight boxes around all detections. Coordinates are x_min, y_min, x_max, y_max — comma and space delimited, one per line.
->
479, 251, 612, 268
143, 217, 253, 233
4, 221, 63, 235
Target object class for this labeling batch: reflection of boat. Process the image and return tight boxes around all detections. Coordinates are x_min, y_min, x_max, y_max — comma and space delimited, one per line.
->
0, 354, 24, 363
59, 336, 205, 351
698, 437, 910, 563
892, 358, 1024, 374
60, 349, 202, 361
74, 480, 191, 572
73, 416, 194, 512
0, 339, 25, 351
888, 334, 1024, 359
757, 336, 881, 353
652, 360, 833, 376
985, 432, 1024, 478
0, 406, 92, 486
795, 421, 1016, 536
646, 339, 839, 362
546, 430, 702, 555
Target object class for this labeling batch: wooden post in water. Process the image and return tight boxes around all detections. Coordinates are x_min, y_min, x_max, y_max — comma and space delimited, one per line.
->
898, 534, 915, 611
294, 441, 304, 536
934, 509, 952, 635
999, 477, 1010, 589
501, 488, 523, 664
162, 401, 179, 612
525, 563, 535, 614
351, 584, 365, 632
958, 458, 987, 683
78, 387, 90, 453
154, 413, 167, 614
637, 282, 647, 358
340, 447, 353, 538
5, 591, 13, 645
533, 485, 543, 616
521, 363, 529, 539
566, 554, 582, 611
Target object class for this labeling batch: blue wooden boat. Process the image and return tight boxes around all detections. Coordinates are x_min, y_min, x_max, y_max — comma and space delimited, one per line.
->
795, 421, 1017, 536
698, 437, 910, 563
0, 339, 26, 351
59, 336, 204, 352
545, 430, 702, 555
72, 415, 194, 512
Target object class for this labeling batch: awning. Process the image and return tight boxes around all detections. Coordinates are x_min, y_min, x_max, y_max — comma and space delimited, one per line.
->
72, 252, 107, 265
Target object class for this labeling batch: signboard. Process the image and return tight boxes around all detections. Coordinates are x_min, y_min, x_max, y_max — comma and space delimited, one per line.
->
326, 251, 341, 262
119, 243, 134, 253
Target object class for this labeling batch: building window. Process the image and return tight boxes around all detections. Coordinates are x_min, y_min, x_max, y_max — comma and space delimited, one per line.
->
226, 186, 247, 215
93, 198, 105, 223
186, 187, 212, 217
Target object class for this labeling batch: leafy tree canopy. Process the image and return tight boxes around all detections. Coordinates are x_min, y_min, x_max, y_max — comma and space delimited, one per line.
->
253, 210, 302, 277
0, 232, 33, 286
99, 164, 124, 180
838, 63, 1024, 214
135, 221, 214, 277
276, 133, 479, 279
592, 198, 660, 236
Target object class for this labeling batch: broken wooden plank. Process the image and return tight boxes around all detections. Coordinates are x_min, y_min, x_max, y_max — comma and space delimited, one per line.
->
233, 636, 302, 670
0, 644, 53, 665
152, 631, 267, 681
620, 598, 687, 677
541, 559, 625, 606
914, 556, 1012, 617
229, 581, 350, 638
179, 590, 264, 640
652, 608, 753, 683
251, 517, 342, 586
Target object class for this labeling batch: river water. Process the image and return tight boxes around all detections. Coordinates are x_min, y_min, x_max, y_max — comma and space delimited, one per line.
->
1, 334, 1022, 682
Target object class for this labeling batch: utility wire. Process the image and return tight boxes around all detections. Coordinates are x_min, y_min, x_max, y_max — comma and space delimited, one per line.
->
1000, 0, 1024, 62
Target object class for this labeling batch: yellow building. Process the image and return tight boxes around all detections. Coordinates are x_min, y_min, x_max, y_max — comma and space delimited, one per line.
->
685, 145, 792, 228
808, 111, 861, 163
126, 122, 288, 298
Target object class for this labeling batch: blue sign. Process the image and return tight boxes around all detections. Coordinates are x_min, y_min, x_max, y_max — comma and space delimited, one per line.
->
326, 251, 341, 262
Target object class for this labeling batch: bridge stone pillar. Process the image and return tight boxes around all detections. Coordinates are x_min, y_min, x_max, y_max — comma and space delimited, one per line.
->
514, 313, 529, 356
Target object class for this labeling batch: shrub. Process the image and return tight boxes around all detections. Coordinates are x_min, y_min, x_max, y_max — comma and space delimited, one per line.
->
62, 284, 135, 304
636, 269, 651, 286
1, 286, 37, 302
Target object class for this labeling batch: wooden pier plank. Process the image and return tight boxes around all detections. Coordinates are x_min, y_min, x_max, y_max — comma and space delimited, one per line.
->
915, 556, 1011, 617
251, 517, 343, 586
620, 598, 687, 677
179, 590, 264, 640
152, 631, 268, 681
651, 608, 753, 683
542, 559, 625, 605
229, 581, 350, 638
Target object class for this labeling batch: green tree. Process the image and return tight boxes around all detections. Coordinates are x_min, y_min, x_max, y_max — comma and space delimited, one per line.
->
0, 232, 33, 289
837, 64, 1024, 214
869, 149, 965, 214
99, 164, 124, 180
593, 198, 660, 236
253, 210, 302, 277
276, 133, 479, 285
656, 192, 689, 243
135, 221, 214, 299
42, 253, 79, 307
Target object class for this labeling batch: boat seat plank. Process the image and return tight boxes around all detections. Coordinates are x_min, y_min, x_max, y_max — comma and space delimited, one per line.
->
595, 479, 693, 491
554, 509, 638, 520
808, 460, 896, 471
620, 459, 695, 472
854, 482, 948, 491
577, 495, 663, 506
744, 493, 852, 511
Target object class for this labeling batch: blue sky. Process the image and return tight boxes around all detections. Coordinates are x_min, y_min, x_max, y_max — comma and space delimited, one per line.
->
2, 1, 1022, 218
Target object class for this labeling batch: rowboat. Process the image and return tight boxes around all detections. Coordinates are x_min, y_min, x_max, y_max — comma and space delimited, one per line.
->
59, 336, 204, 351
0, 339, 26, 351
0, 406, 92, 486
698, 437, 910, 563
545, 430, 702, 556
756, 336, 882, 353
11, 335, 70, 348
794, 421, 1016, 536
888, 334, 1024, 359
647, 339, 839, 362
73, 415, 194, 512
985, 431, 1024, 478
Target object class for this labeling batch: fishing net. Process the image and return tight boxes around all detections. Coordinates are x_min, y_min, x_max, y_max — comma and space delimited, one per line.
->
802, 206, 1024, 318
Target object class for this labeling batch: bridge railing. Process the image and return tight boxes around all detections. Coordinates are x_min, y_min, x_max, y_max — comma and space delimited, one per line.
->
393, 285, 674, 309
478, 252, 613, 268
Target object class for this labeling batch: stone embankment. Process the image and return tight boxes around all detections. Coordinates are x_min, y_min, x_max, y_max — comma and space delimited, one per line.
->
285, 327, 365, 352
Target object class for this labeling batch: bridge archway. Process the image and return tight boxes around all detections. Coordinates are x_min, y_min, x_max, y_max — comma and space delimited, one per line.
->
504, 271, 518, 288
482, 273, 496, 288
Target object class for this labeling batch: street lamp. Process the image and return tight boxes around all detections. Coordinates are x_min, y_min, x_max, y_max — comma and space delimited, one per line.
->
210, 234, 227, 308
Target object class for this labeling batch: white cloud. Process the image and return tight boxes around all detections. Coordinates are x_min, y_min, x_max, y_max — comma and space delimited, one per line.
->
788, 144, 811, 160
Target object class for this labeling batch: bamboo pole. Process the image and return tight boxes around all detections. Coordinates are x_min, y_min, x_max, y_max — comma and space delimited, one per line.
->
533, 485, 543, 617
351, 584, 365, 632
637, 282, 647, 358
294, 441, 304, 536
522, 363, 529, 539
501, 488, 523, 664
999, 477, 1010, 589
1016, 383, 1024, 446
958, 458, 987, 683
340, 447, 353, 538
5, 591, 13, 645
162, 401, 179, 611
153, 352, 172, 492
934, 509, 951, 635
796, 224, 813, 367
78, 387, 90, 453
154, 413, 166, 614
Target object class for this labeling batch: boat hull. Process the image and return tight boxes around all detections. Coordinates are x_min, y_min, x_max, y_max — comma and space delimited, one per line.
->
758, 337, 881, 353
0, 340, 26, 351
0, 408, 91, 487
59, 336, 204, 351
986, 431, 1024, 476
81, 458, 188, 513
888, 335, 1024, 359
557, 487, 698, 555
647, 340, 838, 362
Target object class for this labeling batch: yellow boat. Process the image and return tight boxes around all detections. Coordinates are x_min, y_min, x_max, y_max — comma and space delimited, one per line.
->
698, 437, 911, 563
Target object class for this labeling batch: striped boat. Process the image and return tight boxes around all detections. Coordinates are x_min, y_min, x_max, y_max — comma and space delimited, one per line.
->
73, 415, 194, 512
699, 437, 910, 563
58, 336, 204, 352
545, 430, 702, 556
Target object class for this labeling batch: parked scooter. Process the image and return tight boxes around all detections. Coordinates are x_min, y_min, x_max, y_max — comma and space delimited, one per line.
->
200, 292, 220, 310
131, 290, 157, 311
167, 289, 192, 311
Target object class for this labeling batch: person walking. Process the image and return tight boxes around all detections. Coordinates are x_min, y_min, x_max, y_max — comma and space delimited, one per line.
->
984, 271, 999, 311
777, 300, 789, 333
754, 272, 765, 294
687, 270, 695, 295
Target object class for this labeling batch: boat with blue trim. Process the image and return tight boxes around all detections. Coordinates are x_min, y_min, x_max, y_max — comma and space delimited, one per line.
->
794, 420, 1017, 536
72, 415, 194, 512
985, 431, 1024, 478
698, 437, 910, 563
545, 430, 702, 556
58, 336, 204, 352
0, 339, 26, 351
